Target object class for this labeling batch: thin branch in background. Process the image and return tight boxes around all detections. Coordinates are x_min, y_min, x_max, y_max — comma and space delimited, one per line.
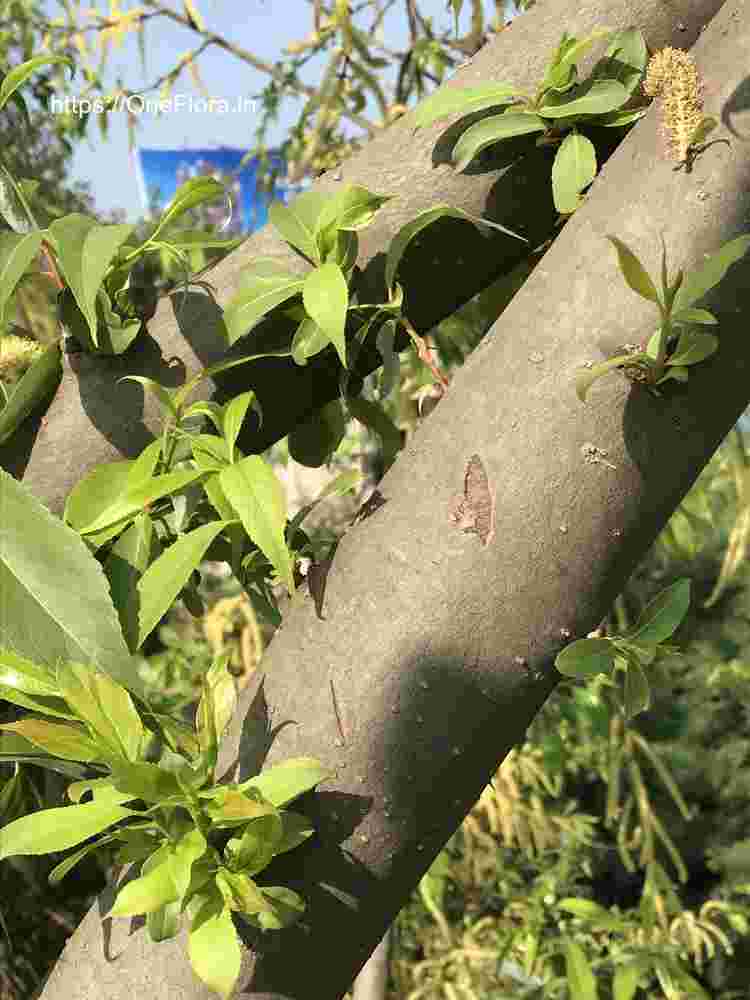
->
141, 0, 377, 135
125, 37, 212, 100
405, 0, 418, 43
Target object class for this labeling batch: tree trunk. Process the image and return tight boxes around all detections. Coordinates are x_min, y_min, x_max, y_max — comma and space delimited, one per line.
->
30, 0, 750, 997
0, 0, 724, 516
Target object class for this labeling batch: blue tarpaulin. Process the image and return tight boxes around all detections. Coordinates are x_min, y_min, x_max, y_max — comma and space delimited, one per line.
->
135, 147, 308, 234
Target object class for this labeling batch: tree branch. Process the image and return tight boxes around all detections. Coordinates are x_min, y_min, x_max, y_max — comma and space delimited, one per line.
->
4, 0, 722, 519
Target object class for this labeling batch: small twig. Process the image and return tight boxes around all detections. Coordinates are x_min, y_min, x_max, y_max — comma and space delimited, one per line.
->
329, 678, 347, 745
40, 243, 64, 291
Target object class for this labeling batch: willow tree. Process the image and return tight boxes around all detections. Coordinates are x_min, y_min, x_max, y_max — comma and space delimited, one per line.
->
3, 0, 749, 998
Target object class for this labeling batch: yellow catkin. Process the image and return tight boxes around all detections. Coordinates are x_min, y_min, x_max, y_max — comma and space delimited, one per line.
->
642, 47, 704, 163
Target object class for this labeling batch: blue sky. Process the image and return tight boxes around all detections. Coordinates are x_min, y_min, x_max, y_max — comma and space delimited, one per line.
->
50, 0, 517, 219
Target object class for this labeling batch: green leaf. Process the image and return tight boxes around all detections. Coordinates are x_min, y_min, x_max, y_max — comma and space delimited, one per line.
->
254, 885, 305, 930
224, 813, 283, 875
666, 330, 718, 367
412, 82, 520, 128
0, 160, 32, 233
168, 827, 208, 898
0, 341, 60, 446
0, 55, 73, 112
574, 354, 643, 401
0, 469, 144, 698
670, 307, 717, 326
542, 28, 613, 93
64, 459, 136, 550
151, 229, 243, 253
288, 399, 346, 468
656, 365, 688, 384
555, 637, 614, 678
104, 514, 157, 654
187, 889, 242, 999
196, 655, 237, 764
687, 115, 718, 148
563, 938, 598, 1000
551, 132, 596, 214
0, 747, 90, 779
204, 787, 278, 829
376, 318, 399, 397
302, 260, 349, 367
539, 79, 629, 118
274, 810, 315, 856
149, 714, 200, 759
67, 777, 138, 804
56, 661, 147, 762
330, 228, 359, 275
61, 286, 142, 357
452, 113, 547, 172
590, 27, 648, 96
78, 467, 206, 536
191, 433, 232, 470
49, 215, 133, 346
0, 719, 101, 762
597, 107, 648, 127
126, 440, 163, 491
0, 678, 76, 722
613, 964, 641, 1000
0, 800, 137, 860
223, 258, 304, 346
0, 230, 42, 317
147, 900, 182, 942
222, 390, 258, 463
606, 236, 661, 305
220, 457, 295, 596
150, 177, 227, 241
291, 315, 332, 365
215, 869, 268, 914
557, 898, 622, 926
624, 578, 690, 644
671, 235, 750, 315
108, 759, 184, 803
236, 757, 330, 807
0, 648, 59, 698
135, 520, 231, 649
48, 833, 120, 886
315, 184, 391, 233
624, 658, 650, 718
111, 844, 180, 916
269, 191, 331, 264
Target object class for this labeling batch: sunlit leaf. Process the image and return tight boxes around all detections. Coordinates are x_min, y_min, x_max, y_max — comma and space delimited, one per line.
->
302, 260, 349, 367
412, 82, 520, 128
452, 113, 546, 172
0, 800, 138, 860
551, 132, 596, 215
220, 457, 295, 595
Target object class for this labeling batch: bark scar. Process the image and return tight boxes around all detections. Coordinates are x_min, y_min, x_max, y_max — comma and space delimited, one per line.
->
448, 454, 496, 546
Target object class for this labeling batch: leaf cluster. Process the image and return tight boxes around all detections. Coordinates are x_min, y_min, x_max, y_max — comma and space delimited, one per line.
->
0, 648, 329, 997
576, 232, 750, 401
414, 27, 651, 215
555, 579, 691, 721
223, 180, 525, 467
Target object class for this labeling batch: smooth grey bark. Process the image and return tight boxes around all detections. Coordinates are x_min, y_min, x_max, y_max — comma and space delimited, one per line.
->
34, 1, 750, 997
0, 0, 724, 517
